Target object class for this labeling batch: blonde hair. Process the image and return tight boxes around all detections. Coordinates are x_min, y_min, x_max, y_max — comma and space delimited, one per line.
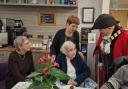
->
66, 15, 80, 25
13, 36, 28, 50
60, 41, 75, 55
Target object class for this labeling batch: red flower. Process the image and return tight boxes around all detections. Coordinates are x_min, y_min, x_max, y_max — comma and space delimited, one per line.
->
53, 62, 59, 67
43, 56, 49, 62
42, 67, 51, 76
37, 58, 45, 64
38, 55, 59, 76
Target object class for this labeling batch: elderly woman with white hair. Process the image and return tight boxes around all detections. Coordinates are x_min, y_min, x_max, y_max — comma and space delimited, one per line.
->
6, 36, 35, 89
56, 41, 90, 87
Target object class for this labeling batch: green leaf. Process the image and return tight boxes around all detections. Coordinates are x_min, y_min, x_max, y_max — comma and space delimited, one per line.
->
27, 80, 41, 89
43, 60, 52, 68
27, 72, 41, 78
50, 68, 69, 80
34, 76, 43, 82
53, 85, 59, 89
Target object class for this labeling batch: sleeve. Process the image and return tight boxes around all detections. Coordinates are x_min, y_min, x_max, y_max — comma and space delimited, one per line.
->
101, 65, 128, 89
56, 53, 62, 67
8, 53, 26, 81
50, 30, 60, 56
75, 57, 91, 85
93, 32, 103, 56
111, 65, 128, 85
56, 53, 69, 84
123, 32, 128, 56
100, 81, 116, 89
75, 31, 80, 51
29, 52, 35, 73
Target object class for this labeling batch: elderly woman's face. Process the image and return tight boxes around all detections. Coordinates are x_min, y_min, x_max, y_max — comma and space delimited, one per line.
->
66, 45, 76, 59
20, 40, 31, 52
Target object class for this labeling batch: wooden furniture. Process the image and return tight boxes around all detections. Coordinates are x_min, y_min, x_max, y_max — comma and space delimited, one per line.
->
0, 47, 49, 59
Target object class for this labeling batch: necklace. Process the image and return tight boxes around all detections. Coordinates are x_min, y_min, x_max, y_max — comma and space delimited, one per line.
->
102, 30, 121, 54
103, 30, 121, 44
16, 50, 26, 60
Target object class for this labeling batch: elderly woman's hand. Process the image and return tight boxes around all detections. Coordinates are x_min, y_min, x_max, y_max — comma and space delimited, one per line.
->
67, 79, 77, 86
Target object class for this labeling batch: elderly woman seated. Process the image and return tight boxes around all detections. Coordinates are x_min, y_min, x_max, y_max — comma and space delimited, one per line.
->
6, 36, 35, 89
56, 41, 90, 87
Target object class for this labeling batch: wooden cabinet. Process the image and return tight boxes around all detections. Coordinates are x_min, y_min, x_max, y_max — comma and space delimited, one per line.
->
0, 47, 49, 59
0, 51, 11, 59
110, 10, 128, 28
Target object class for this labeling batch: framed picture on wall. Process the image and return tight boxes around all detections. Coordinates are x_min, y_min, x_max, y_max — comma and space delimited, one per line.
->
82, 7, 94, 23
38, 13, 56, 25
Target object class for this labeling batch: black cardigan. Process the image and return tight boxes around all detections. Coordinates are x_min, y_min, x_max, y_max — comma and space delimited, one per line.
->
6, 51, 35, 89
56, 53, 90, 86
50, 29, 80, 56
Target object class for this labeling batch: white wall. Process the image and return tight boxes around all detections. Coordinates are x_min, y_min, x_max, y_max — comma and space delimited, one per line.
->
0, 6, 77, 38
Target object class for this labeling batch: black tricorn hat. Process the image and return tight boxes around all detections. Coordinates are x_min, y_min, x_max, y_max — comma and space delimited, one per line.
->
91, 14, 119, 30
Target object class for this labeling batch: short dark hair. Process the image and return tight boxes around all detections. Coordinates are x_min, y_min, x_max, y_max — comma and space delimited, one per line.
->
66, 15, 80, 25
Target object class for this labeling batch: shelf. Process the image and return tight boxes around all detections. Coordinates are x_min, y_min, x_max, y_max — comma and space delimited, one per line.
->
0, 3, 77, 8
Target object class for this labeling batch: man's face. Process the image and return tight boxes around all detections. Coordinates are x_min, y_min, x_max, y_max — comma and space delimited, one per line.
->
67, 23, 78, 34
100, 26, 115, 36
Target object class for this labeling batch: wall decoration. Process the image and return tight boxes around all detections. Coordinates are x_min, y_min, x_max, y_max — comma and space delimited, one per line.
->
39, 13, 56, 25
82, 7, 94, 23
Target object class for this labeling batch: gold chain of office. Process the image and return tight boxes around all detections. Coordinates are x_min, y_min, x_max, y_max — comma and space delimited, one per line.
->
103, 30, 121, 44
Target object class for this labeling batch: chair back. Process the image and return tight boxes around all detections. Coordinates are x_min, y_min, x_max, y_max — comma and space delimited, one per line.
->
0, 60, 8, 81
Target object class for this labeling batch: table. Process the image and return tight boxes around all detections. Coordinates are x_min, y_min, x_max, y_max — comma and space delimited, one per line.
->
12, 82, 90, 89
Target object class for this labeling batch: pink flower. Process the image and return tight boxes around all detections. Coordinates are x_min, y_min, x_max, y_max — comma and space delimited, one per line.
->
37, 59, 43, 64
42, 67, 52, 76
53, 62, 59, 67
43, 56, 49, 62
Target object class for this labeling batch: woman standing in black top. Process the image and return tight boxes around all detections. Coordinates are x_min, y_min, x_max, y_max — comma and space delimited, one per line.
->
50, 15, 84, 58
6, 36, 35, 89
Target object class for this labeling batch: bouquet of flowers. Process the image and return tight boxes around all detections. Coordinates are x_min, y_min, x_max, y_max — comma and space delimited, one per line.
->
27, 55, 69, 89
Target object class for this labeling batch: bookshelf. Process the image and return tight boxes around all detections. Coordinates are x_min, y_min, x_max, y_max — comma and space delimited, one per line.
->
0, 0, 77, 8
81, 28, 91, 60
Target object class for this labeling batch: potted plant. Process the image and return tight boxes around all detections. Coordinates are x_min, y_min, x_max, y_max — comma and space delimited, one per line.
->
27, 55, 69, 89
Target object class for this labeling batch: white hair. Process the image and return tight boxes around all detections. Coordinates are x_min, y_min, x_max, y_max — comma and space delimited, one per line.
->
60, 41, 75, 55
13, 36, 28, 50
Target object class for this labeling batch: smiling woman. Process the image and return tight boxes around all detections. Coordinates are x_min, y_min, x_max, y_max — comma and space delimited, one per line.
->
6, 36, 35, 89
50, 15, 83, 58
